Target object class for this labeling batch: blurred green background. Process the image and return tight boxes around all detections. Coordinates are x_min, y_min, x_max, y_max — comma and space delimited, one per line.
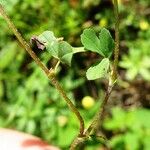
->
0, 0, 150, 149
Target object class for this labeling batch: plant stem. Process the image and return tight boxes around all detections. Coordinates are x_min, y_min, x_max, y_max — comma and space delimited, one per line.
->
85, 85, 112, 135
85, 0, 119, 136
73, 47, 85, 54
48, 74, 85, 136
112, 0, 120, 82
0, 5, 49, 75
54, 60, 60, 72
70, 136, 88, 150
70, 0, 120, 148
0, 4, 84, 136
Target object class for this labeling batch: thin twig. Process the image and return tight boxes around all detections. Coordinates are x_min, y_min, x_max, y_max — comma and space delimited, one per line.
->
85, 0, 120, 137
54, 60, 60, 72
85, 0, 119, 137
85, 85, 113, 135
70, 85, 113, 149
48, 74, 85, 136
70, 0, 120, 148
70, 136, 88, 150
0, 5, 49, 75
0, 4, 84, 136
112, 0, 120, 82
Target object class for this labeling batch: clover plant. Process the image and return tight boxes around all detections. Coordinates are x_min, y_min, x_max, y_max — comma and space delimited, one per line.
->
33, 28, 114, 81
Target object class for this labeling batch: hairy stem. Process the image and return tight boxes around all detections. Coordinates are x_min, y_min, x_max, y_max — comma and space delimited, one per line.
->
70, 136, 88, 150
48, 74, 85, 136
70, 85, 113, 149
85, 85, 112, 135
70, 0, 120, 148
85, 0, 119, 137
0, 5, 49, 75
54, 60, 60, 72
112, 0, 120, 82
85, 0, 119, 136
0, 4, 84, 136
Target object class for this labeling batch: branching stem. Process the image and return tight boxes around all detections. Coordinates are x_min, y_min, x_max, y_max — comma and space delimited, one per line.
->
85, 0, 119, 137
0, 4, 84, 136
54, 60, 60, 72
70, 0, 119, 149
85, 85, 113, 135
85, 0, 120, 136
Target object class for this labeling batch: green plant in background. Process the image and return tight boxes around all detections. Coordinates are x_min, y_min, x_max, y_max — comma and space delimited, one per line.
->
103, 107, 150, 150
120, 40, 150, 81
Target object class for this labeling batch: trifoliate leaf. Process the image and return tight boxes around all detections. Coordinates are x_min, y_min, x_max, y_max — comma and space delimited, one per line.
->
81, 28, 114, 58
81, 28, 104, 56
86, 58, 110, 80
99, 28, 114, 58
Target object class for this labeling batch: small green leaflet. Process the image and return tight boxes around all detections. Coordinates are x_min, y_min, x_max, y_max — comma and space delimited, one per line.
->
37, 31, 59, 58
38, 31, 56, 44
57, 41, 73, 65
81, 28, 114, 58
37, 31, 73, 66
99, 28, 114, 58
86, 58, 110, 80
81, 28, 104, 56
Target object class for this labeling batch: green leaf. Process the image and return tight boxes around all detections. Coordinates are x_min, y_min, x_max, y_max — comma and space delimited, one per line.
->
0, 42, 17, 69
109, 135, 124, 149
38, 31, 59, 57
99, 28, 114, 57
38, 31, 57, 44
86, 58, 110, 80
46, 41, 59, 58
37, 31, 73, 66
103, 107, 126, 131
81, 28, 114, 58
81, 28, 104, 56
0, 81, 4, 98
38, 31, 59, 58
124, 132, 139, 150
58, 41, 73, 66
143, 136, 150, 150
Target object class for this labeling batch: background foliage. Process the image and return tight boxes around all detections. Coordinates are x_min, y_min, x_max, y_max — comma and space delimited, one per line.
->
0, 0, 150, 149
